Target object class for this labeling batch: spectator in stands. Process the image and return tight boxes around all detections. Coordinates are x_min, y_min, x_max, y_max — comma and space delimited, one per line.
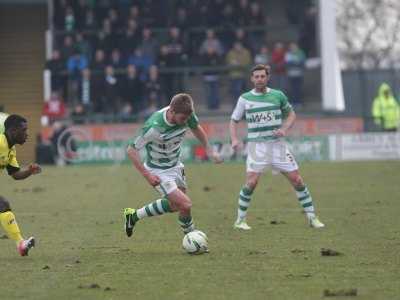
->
226, 42, 252, 104
248, 2, 266, 26
285, 42, 306, 105
270, 42, 287, 91
230, 28, 256, 54
128, 47, 153, 81
71, 103, 87, 124
91, 49, 107, 73
42, 91, 67, 124
164, 27, 187, 66
60, 35, 75, 63
201, 46, 222, 110
93, 30, 113, 55
74, 0, 89, 30
254, 45, 271, 65
163, 26, 187, 97
372, 83, 400, 132
45, 49, 66, 95
122, 64, 143, 114
64, 6, 76, 32
67, 50, 88, 78
199, 29, 224, 57
74, 32, 91, 59
119, 19, 140, 57
102, 66, 122, 114
81, 9, 98, 31
237, 0, 251, 26
128, 5, 142, 24
220, 3, 237, 31
144, 65, 164, 108
101, 18, 118, 54
173, 7, 190, 32
67, 50, 88, 103
107, 8, 122, 32
109, 48, 125, 71
139, 27, 159, 62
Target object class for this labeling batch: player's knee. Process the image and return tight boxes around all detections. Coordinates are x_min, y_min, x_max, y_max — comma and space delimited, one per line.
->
0, 196, 11, 212
292, 175, 304, 187
246, 178, 258, 190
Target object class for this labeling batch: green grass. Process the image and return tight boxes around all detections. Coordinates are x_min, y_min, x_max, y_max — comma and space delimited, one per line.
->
0, 161, 399, 300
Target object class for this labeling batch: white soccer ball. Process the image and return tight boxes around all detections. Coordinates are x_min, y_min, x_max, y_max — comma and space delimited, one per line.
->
182, 230, 208, 254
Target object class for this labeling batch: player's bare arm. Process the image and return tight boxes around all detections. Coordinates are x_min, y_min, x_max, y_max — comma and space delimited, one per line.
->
273, 110, 296, 137
229, 119, 242, 152
126, 145, 161, 186
11, 163, 41, 180
191, 125, 223, 163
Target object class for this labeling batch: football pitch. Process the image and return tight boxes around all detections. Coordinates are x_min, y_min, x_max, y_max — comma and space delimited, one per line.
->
1, 161, 399, 300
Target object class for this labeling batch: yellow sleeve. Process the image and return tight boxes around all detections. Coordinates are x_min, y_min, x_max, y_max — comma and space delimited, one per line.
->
8, 148, 19, 168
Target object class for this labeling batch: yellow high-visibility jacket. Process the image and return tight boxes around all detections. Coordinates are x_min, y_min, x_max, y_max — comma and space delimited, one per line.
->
372, 83, 400, 130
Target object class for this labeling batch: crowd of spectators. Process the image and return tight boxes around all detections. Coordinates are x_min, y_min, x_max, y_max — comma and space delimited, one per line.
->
44, 0, 315, 123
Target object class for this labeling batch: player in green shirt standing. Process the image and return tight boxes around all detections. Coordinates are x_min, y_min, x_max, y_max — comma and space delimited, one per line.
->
230, 64, 324, 230
124, 93, 222, 237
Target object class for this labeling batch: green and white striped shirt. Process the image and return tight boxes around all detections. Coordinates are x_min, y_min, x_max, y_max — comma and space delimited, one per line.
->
132, 106, 199, 169
231, 88, 293, 142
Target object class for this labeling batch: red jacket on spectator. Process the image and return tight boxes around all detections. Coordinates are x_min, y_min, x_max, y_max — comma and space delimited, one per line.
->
271, 43, 287, 75
43, 92, 67, 121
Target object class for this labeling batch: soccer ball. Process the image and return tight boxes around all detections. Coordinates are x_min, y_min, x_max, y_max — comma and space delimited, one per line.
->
182, 230, 208, 254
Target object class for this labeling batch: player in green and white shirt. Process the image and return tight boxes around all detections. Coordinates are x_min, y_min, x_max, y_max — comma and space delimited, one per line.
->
230, 64, 324, 230
124, 93, 222, 237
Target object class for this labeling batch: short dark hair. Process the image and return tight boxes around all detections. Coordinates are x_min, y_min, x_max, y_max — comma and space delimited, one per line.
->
170, 93, 194, 115
4, 114, 27, 131
251, 64, 271, 75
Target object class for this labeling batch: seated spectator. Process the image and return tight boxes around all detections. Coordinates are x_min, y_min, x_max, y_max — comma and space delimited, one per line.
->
226, 42, 252, 103
199, 29, 224, 57
42, 91, 67, 124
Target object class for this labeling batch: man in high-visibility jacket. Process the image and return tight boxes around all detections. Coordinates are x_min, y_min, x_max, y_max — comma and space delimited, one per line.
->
372, 83, 400, 131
